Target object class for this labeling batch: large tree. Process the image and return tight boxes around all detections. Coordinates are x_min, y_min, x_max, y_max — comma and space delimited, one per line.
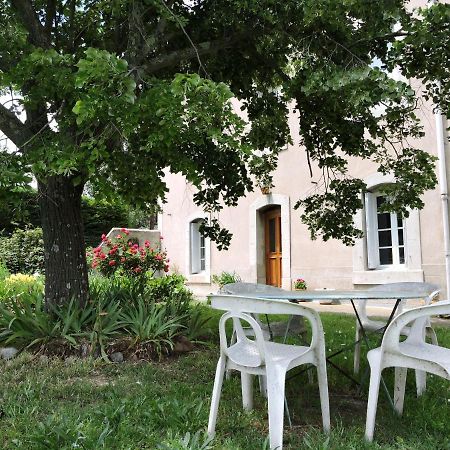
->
0, 0, 448, 306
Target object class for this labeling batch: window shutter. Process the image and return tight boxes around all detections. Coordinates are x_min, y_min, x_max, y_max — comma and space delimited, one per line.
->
190, 221, 201, 274
365, 192, 379, 269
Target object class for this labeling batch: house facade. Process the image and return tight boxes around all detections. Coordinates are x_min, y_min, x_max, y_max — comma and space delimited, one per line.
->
159, 95, 450, 299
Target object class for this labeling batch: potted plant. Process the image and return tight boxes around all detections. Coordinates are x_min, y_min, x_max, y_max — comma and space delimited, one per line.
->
293, 278, 307, 290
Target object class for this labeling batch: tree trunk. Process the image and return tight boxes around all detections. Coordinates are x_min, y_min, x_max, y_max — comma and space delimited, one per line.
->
38, 176, 89, 309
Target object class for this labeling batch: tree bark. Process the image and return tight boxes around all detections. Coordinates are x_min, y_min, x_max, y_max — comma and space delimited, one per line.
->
38, 176, 89, 309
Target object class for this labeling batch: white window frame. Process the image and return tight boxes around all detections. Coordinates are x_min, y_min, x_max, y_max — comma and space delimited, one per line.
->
185, 213, 211, 283
365, 192, 406, 269
352, 173, 423, 284
190, 219, 206, 274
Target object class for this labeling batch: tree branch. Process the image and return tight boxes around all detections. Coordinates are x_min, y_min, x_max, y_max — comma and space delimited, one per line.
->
0, 103, 34, 148
351, 31, 409, 46
11, 0, 52, 48
44, 0, 57, 35
142, 37, 236, 74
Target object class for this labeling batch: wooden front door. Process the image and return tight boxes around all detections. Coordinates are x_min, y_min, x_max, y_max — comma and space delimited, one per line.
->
264, 208, 282, 287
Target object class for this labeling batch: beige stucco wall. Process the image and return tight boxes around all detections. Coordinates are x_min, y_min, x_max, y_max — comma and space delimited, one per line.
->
160, 84, 450, 298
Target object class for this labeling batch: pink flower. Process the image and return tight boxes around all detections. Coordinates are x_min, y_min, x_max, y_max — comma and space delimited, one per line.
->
109, 260, 116, 266
159, 235, 164, 240
121, 227, 130, 235
155, 254, 162, 260
134, 267, 142, 273
164, 265, 169, 272
144, 240, 150, 248
101, 234, 107, 241
116, 234, 123, 239
99, 253, 106, 260
120, 257, 126, 262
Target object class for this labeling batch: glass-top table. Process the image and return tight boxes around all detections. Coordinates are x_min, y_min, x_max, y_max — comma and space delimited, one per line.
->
221, 283, 434, 410
222, 283, 432, 302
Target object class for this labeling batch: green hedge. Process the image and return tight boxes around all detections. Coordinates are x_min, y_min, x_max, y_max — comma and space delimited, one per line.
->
81, 198, 129, 247
0, 228, 45, 274
0, 190, 154, 247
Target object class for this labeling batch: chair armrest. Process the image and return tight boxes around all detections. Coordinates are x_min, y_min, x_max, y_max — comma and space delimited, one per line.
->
424, 290, 441, 305
382, 300, 450, 353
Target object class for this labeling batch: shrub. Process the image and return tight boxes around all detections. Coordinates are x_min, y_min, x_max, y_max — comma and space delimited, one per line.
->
0, 292, 65, 348
88, 229, 169, 278
0, 228, 44, 274
121, 298, 186, 356
0, 272, 44, 300
0, 274, 44, 312
0, 270, 204, 359
147, 274, 193, 303
211, 271, 242, 290
0, 262, 9, 281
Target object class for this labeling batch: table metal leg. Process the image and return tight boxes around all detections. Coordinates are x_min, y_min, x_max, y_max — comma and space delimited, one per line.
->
264, 314, 274, 341
352, 298, 402, 412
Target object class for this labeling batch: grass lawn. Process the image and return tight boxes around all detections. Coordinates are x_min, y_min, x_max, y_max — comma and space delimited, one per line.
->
0, 310, 449, 449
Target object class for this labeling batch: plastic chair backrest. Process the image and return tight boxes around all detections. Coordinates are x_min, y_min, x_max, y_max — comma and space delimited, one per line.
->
219, 311, 267, 367
382, 300, 450, 354
211, 294, 324, 349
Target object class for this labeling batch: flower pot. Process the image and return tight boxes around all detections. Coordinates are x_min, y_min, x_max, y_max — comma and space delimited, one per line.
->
260, 186, 271, 195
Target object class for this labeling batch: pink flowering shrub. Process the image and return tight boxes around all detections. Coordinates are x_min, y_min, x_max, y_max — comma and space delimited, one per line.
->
87, 228, 169, 278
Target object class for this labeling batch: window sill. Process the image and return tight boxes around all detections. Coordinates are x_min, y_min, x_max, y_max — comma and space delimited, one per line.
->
352, 269, 424, 285
186, 273, 210, 284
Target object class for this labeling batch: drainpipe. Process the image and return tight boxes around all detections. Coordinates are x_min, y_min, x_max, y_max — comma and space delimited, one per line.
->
431, 0, 450, 301
435, 111, 450, 300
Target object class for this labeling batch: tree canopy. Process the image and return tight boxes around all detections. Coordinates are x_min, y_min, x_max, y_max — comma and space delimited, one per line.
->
0, 0, 449, 303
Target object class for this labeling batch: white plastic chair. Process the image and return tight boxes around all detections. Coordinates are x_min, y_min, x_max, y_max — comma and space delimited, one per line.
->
353, 282, 440, 375
365, 300, 450, 442
207, 295, 330, 450
223, 282, 310, 391
222, 282, 308, 340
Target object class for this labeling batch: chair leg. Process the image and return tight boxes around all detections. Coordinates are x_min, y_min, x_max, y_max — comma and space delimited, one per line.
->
316, 361, 331, 432
241, 372, 254, 410
307, 365, 315, 384
394, 367, 407, 415
415, 370, 426, 397
266, 365, 287, 450
226, 331, 237, 380
259, 374, 268, 397
354, 326, 361, 375
413, 327, 437, 395
208, 357, 226, 437
365, 366, 382, 442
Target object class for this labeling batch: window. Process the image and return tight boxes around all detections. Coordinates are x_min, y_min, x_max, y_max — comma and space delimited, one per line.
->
365, 193, 406, 269
190, 219, 206, 274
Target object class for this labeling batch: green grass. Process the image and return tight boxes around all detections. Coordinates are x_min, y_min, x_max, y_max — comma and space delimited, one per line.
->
0, 311, 449, 449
